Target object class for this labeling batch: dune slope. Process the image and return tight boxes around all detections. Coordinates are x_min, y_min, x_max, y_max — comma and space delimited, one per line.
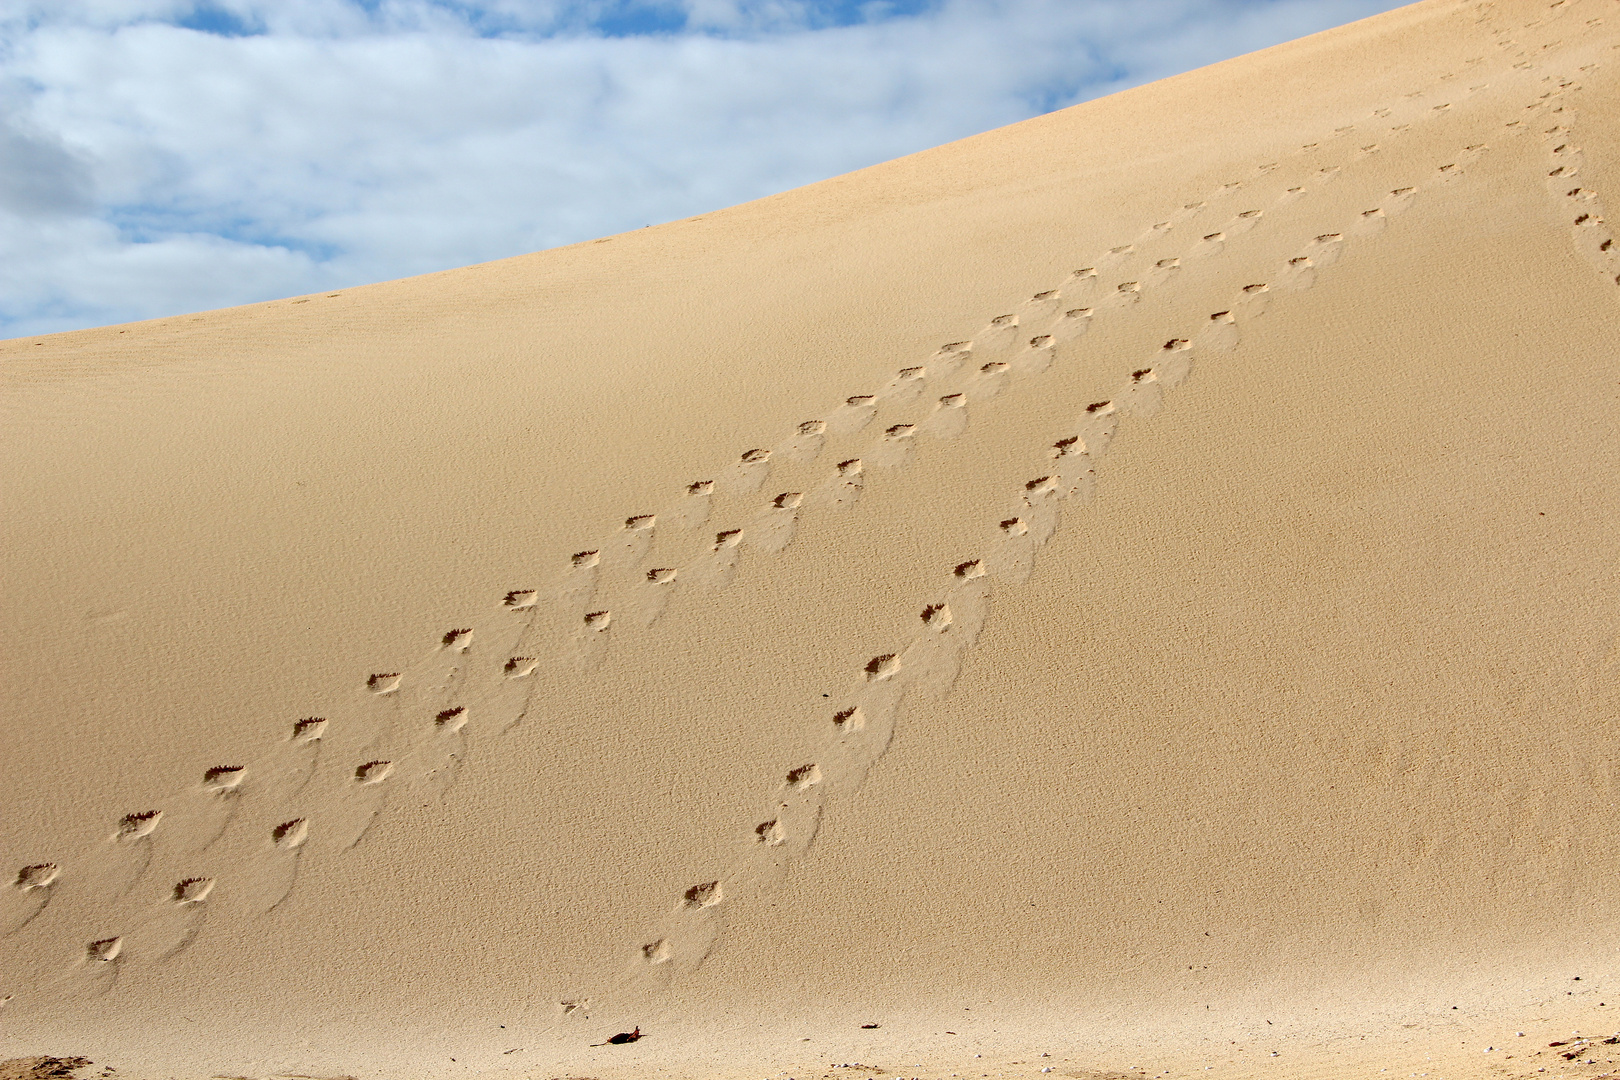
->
2, 1, 1618, 1077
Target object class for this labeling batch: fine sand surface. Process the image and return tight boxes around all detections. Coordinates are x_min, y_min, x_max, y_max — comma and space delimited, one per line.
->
2, 1, 1618, 1077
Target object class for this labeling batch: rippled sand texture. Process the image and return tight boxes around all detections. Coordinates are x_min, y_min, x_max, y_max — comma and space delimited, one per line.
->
2, 1, 1618, 1078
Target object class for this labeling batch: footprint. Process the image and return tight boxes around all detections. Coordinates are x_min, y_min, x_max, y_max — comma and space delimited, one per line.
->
923, 394, 969, 440
750, 491, 804, 555
827, 395, 878, 437
1020, 290, 1063, 327
292, 717, 327, 743
1119, 367, 1164, 418
1050, 438, 1096, 503
782, 420, 827, 464
1065, 268, 1098, 298
818, 459, 864, 510
367, 673, 401, 695
1306, 233, 1345, 268
682, 881, 722, 909
879, 367, 928, 407
721, 449, 772, 495
786, 763, 823, 790
1385, 187, 1419, 216
920, 603, 953, 632
3, 864, 60, 936
85, 936, 123, 964
504, 656, 539, 678
633, 567, 681, 626
1314, 165, 1342, 184
641, 939, 672, 964
116, 810, 162, 841
1354, 207, 1388, 235
1237, 282, 1272, 316
979, 314, 1020, 349
694, 529, 745, 590
1053, 307, 1093, 341
1276, 186, 1306, 208
441, 628, 473, 652
1076, 399, 1119, 458
1105, 281, 1142, 308
863, 655, 901, 683
202, 766, 246, 795
1192, 232, 1225, 257
833, 706, 865, 733
1097, 244, 1134, 270
251, 818, 311, 914
1011, 335, 1055, 376
503, 589, 539, 610
672, 480, 715, 531
871, 424, 918, 471
1227, 210, 1263, 236
1146, 257, 1181, 286
968, 362, 1010, 401
609, 515, 657, 565
755, 819, 786, 846
1196, 310, 1240, 353
990, 516, 1037, 584
355, 760, 394, 785
929, 342, 973, 379
1279, 255, 1317, 292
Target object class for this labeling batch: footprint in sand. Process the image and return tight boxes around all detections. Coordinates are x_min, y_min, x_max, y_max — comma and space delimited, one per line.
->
1354, 207, 1388, 235
818, 459, 864, 510
750, 491, 804, 555
1226, 209, 1264, 236
694, 529, 745, 590
1196, 310, 1240, 353
781, 420, 827, 464
1105, 281, 1142, 308
1064, 268, 1098, 301
1119, 367, 1165, 418
1019, 290, 1063, 330
969, 361, 1010, 401
366, 673, 401, 695
607, 515, 657, 566
633, 567, 680, 626
923, 393, 969, 440
672, 480, 715, 531
721, 449, 772, 495
980, 314, 1020, 351
251, 817, 310, 913
870, 424, 917, 471
1076, 399, 1120, 459
3, 863, 61, 936
1097, 244, 1135, 271
1278, 255, 1317, 293
1011, 335, 1055, 376
928, 342, 973, 380
827, 395, 878, 438
503, 589, 539, 610
878, 367, 928, 407
328, 760, 396, 850
1052, 307, 1093, 342
1146, 257, 1181, 287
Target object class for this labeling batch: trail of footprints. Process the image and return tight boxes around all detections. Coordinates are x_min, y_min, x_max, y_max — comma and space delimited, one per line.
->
3, 11, 1606, 1018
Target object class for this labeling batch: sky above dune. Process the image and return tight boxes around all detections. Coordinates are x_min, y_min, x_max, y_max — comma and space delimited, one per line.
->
0, 0, 1411, 339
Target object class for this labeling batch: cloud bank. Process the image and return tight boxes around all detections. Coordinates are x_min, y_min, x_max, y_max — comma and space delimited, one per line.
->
0, 0, 1409, 338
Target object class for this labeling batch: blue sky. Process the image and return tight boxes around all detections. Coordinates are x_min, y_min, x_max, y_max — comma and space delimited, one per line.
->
0, 0, 1411, 339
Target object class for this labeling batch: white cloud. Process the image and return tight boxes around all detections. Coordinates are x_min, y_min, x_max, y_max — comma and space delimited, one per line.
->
0, 0, 1408, 338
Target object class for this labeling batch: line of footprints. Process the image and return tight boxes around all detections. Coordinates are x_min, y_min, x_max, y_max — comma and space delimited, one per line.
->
2, 16, 1599, 1012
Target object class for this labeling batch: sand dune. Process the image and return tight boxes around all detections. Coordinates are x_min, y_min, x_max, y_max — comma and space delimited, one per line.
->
2, 1, 1618, 1077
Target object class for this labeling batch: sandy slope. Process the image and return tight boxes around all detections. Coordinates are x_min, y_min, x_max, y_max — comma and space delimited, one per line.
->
2, 1, 1618, 1077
